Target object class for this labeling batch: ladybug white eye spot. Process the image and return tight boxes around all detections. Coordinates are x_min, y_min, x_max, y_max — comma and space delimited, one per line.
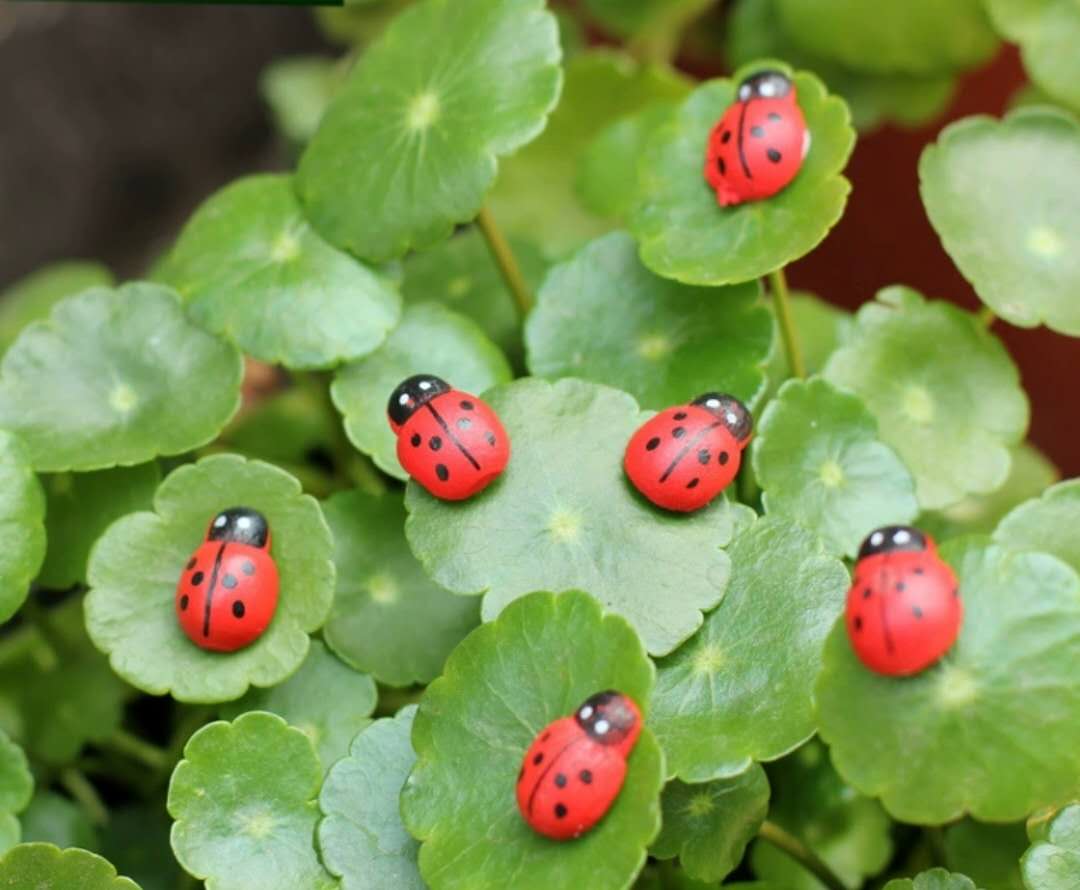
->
726, 411, 738, 426
894, 529, 911, 545
706, 398, 720, 409
398, 393, 410, 406
738, 86, 751, 101
419, 380, 432, 390
214, 515, 228, 528
594, 719, 610, 735
870, 531, 884, 547
760, 81, 776, 97
579, 705, 593, 720
236, 516, 251, 530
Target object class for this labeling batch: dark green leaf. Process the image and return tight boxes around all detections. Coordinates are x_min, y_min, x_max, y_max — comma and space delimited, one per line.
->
0, 843, 141, 889
0, 431, 45, 621
944, 820, 1025, 890
100, 804, 181, 890
20, 792, 98, 853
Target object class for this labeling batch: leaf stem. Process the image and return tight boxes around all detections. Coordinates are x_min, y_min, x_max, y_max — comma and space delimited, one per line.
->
20, 598, 60, 670
977, 305, 996, 329
758, 820, 847, 890
767, 267, 806, 380
59, 767, 109, 826
476, 206, 534, 319
104, 729, 172, 773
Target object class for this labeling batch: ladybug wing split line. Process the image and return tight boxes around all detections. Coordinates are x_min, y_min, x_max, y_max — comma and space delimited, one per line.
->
658, 421, 722, 483
423, 401, 481, 470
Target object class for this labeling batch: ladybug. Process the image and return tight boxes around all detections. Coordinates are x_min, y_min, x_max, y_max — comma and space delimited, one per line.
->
704, 69, 810, 207
387, 374, 509, 501
516, 691, 642, 841
846, 525, 963, 676
175, 507, 279, 653
624, 392, 752, 513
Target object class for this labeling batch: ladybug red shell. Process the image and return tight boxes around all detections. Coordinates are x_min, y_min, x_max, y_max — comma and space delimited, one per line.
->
624, 392, 752, 513
846, 525, 963, 676
704, 70, 809, 207
516, 691, 642, 841
175, 507, 279, 653
387, 374, 510, 501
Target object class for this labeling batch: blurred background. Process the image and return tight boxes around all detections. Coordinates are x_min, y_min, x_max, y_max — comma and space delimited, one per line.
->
1, 1, 1076, 474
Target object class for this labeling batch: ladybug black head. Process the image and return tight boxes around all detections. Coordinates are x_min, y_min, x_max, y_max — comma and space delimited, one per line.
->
858, 525, 928, 560
692, 392, 753, 443
575, 691, 637, 746
737, 70, 792, 102
387, 374, 451, 427
207, 507, 269, 549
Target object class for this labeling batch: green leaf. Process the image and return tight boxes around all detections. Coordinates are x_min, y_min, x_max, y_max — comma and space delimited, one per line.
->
20, 792, 98, 853
884, 870, 981, 890
0, 261, 113, 354
331, 303, 512, 480
985, 0, 1080, 113
920, 109, 1080, 337
168, 712, 335, 890
651, 764, 769, 883
0, 732, 31, 854
297, 0, 562, 263
221, 640, 377, 770
0, 843, 141, 889
402, 228, 548, 367
261, 56, 344, 146
38, 464, 159, 590
318, 706, 422, 890
525, 231, 774, 411
583, 0, 708, 38
156, 174, 401, 370
823, 286, 1028, 510
994, 479, 1080, 574
221, 385, 337, 469
100, 804, 181, 890
774, 0, 998, 75
630, 63, 856, 285
488, 50, 691, 258
750, 741, 894, 890
405, 377, 749, 656
762, 292, 853, 392
322, 490, 479, 686
85, 454, 335, 703
401, 591, 663, 890
944, 820, 1026, 890
1022, 803, 1080, 890
817, 538, 1080, 823
650, 516, 848, 781
0, 282, 242, 472
314, 0, 412, 48
0, 431, 45, 621
753, 378, 919, 557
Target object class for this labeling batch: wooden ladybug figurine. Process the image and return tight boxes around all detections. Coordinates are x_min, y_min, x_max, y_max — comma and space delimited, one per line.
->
517, 691, 642, 841
175, 507, 279, 653
846, 525, 963, 676
704, 69, 809, 207
624, 392, 752, 513
387, 374, 509, 500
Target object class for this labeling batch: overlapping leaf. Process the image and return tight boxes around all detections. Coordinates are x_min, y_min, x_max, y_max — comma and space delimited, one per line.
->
823, 287, 1028, 510
297, 0, 563, 262
0, 843, 141, 889
1022, 803, 1080, 890
0, 732, 31, 853
260, 56, 344, 146
0, 283, 242, 472
985, 0, 1080, 113
0, 261, 113, 353
761, 292, 853, 389
526, 231, 774, 410
817, 538, 1080, 823
0, 431, 45, 620
401, 591, 663, 890
994, 479, 1080, 573
920, 109, 1080, 336
945, 820, 1026, 890
884, 870, 981, 890
86, 454, 335, 702
20, 792, 98, 853
405, 378, 750, 656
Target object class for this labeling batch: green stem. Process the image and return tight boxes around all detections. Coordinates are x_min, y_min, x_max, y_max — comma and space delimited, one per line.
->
977, 305, 996, 329
104, 729, 171, 773
476, 206, 533, 319
758, 820, 847, 890
626, 0, 712, 64
768, 267, 806, 380
59, 768, 109, 826
20, 598, 60, 670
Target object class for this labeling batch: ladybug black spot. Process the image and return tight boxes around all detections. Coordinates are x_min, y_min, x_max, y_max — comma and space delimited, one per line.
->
179, 595, 189, 611
554, 773, 567, 788
233, 601, 246, 619
697, 449, 710, 465
750, 125, 765, 138
768, 112, 782, 122
457, 417, 472, 430
242, 560, 255, 576
914, 567, 925, 575
854, 616, 863, 631
485, 432, 497, 447
429, 436, 443, 451
672, 427, 686, 439
223, 574, 238, 590
953, 587, 960, 598
767, 148, 783, 163
646, 437, 661, 451
436, 464, 450, 482
460, 400, 475, 411
542, 731, 551, 741
718, 451, 729, 466
674, 412, 687, 421
191, 572, 205, 585
186, 557, 196, 570
579, 770, 593, 784
554, 803, 567, 819
718, 157, 726, 175
533, 752, 544, 766
721, 130, 731, 143
687, 478, 700, 489
912, 606, 924, 619
895, 582, 906, 592
411, 433, 422, 447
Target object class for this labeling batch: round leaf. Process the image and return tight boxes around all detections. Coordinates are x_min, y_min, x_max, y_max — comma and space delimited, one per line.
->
157, 174, 401, 369
0, 261, 113, 353
38, 464, 159, 591
945, 820, 1026, 890
994, 479, 1080, 574
649, 516, 848, 781
629, 64, 855, 286
0, 431, 45, 621
1023, 803, 1080, 890
920, 109, 1080, 336
651, 764, 769, 883
405, 377, 749, 656
332, 302, 511, 481
20, 792, 98, 852
0, 282, 243, 472
525, 231, 774, 410
323, 490, 479, 686
86, 454, 335, 703
401, 590, 663, 890
823, 286, 1028, 510
221, 640, 377, 769
753, 378, 919, 557
985, 0, 1080, 113
817, 538, 1080, 823
297, 0, 563, 263
0, 844, 141, 890
318, 706, 422, 890
0, 732, 31, 854
168, 712, 335, 890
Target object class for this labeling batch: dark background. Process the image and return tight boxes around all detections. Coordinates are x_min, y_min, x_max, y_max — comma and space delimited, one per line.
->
1, 5, 1076, 474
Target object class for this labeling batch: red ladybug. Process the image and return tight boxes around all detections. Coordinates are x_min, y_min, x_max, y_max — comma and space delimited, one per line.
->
704, 70, 809, 207
387, 374, 509, 501
516, 691, 642, 841
175, 507, 279, 653
624, 392, 752, 513
846, 525, 963, 676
